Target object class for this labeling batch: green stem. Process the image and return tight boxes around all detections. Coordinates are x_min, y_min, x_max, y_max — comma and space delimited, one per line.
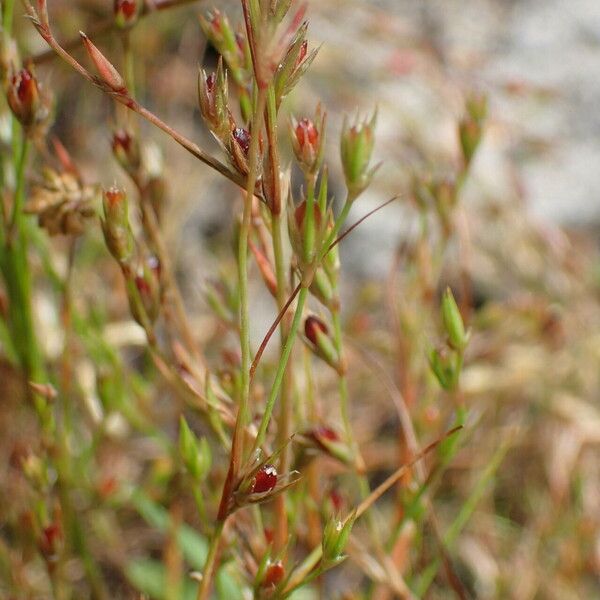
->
2, 0, 15, 31
332, 310, 352, 445
252, 285, 308, 452
266, 83, 294, 550
121, 30, 136, 99
232, 87, 267, 470
303, 175, 316, 264
2, 137, 47, 404
196, 521, 224, 600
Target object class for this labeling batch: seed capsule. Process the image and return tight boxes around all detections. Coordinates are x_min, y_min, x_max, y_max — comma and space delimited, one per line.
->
263, 561, 285, 588
304, 315, 328, 345
7, 68, 40, 127
251, 464, 278, 494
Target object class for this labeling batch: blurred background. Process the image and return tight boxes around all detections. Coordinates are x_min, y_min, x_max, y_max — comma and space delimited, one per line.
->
4, 0, 600, 598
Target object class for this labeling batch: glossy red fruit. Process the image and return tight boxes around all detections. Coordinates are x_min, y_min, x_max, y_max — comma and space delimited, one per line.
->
295, 40, 308, 69
7, 68, 40, 126
295, 118, 318, 151
114, 0, 137, 22
304, 315, 328, 345
233, 127, 251, 156
263, 561, 285, 587
251, 464, 277, 494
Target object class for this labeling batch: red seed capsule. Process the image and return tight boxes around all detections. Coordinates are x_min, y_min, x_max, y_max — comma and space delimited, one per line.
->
315, 426, 338, 442
329, 488, 343, 512
295, 40, 308, 69
304, 315, 328, 345
7, 68, 40, 126
263, 561, 285, 587
251, 464, 277, 494
295, 118, 318, 151
115, 0, 136, 19
294, 200, 322, 231
233, 127, 251, 156
206, 72, 216, 94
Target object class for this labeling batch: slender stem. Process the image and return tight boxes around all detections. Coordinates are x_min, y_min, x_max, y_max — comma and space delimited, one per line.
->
252, 285, 307, 452
10, 137, 30, 231
272, 211, 293, 550
2, 0, 15, 31
3, 137, 47, 404
303, 175, 316, 264
121, 30, 136, 100
30, 0, 203, 65
231, 87, 267, 471
196, 521, 224, 600
266, 80, 293, 551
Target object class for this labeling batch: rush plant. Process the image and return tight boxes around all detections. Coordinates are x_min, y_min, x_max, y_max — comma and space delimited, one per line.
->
0, 1, 486, 598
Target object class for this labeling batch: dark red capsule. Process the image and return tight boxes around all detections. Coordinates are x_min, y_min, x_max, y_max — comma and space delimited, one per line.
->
233, 127, 251, 156
295, 118, 318, 150
251, 464, 277, 494
114, 0, 137, 19
263, 561, 285, 587
304, 315, 328, 345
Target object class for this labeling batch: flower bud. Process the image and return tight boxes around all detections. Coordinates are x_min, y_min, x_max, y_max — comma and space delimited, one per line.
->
179, 416, 212, 481
274, 22, 318, 104
228, 126, 251, 173
304, 315, 328, 345
290, 106, 325, 175
80, 32, 126, 93
322, 512, 356, 567
459, 93, 487, 167
441, 287, 469, 351
7, 67, 40, 127
131, 258, 161, 324
39, 522, 62, 566
199, 10, 245, 77
198, 58, 230, 142
310, 265, 339, 311
428, 346, 461, 391
114, 0, 140, 28
112, 129, 141, 175
303, 315, 343, 374
288, 199, 324, 268
340, 111, 378, 198
101, 186, 134, 265
300, 425, 353, 465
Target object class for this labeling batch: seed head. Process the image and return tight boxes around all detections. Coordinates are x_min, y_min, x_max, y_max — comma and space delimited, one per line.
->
114, 0, 139, 28
251, 464, 278, 494
290, 113, 324, 176
340, 110, 378, 198
263, 561, 285, 588
112, 129, 141, 174
80, 32, 126, 93
7, 68, 41, 127
304, 315, 328, 345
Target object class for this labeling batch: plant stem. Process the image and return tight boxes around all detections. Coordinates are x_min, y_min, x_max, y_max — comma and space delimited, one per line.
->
1, 136, 47, 408
196, 520, 224, 600
232, 87, 267, 471
266, 82, 293, 551
252, 285, 308, 452
2, 0, 14, 31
